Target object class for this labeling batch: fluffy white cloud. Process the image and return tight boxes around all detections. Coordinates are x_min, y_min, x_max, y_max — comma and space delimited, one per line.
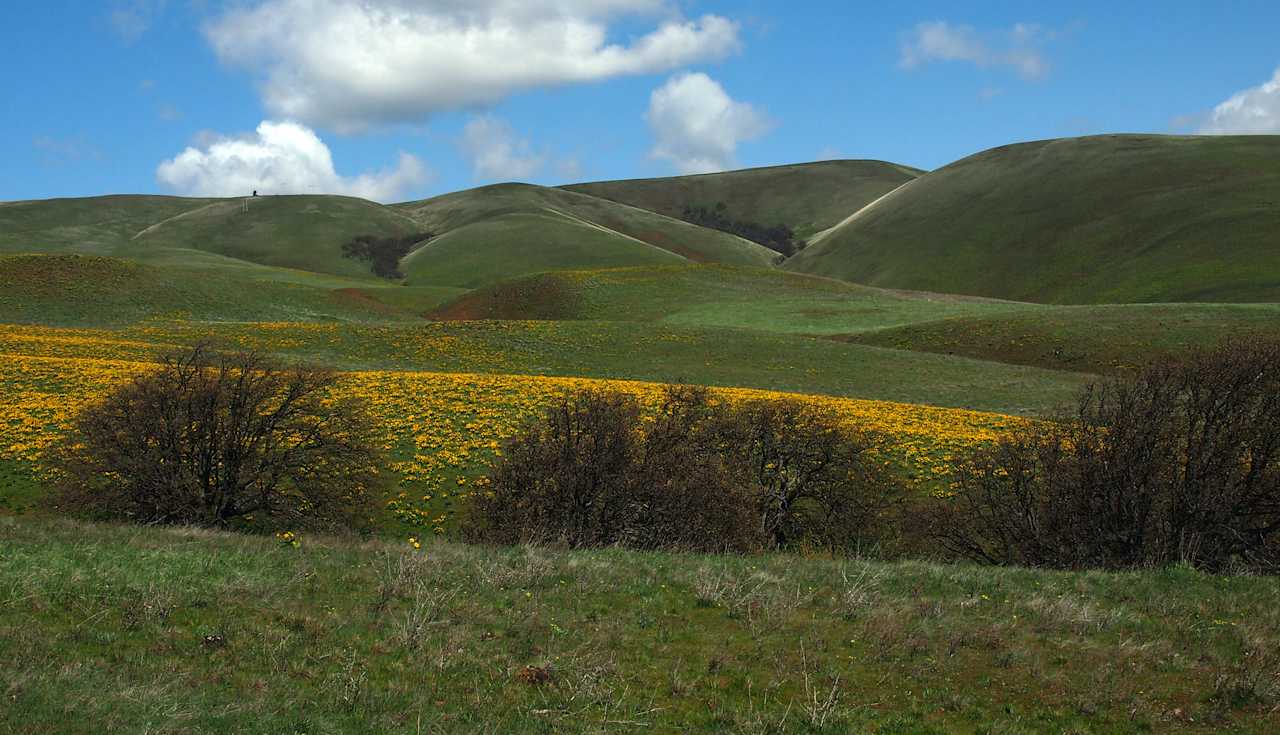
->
900, 21, 1048, 80
646, 72, 769, 175
459, 116, 546, 181
156, 120, 428, 201
205, 0, 741, 131
1199, 68, 1280, 134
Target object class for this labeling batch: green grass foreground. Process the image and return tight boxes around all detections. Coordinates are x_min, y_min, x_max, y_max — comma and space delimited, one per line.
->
2, 517, 1277, 733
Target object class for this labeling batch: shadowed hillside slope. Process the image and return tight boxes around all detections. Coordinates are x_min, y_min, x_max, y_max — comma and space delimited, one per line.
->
785, 135, 1280, 303
564, 160, 922, 240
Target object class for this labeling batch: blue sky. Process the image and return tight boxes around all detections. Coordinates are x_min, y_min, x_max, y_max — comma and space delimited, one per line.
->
3, 1, 1279, 202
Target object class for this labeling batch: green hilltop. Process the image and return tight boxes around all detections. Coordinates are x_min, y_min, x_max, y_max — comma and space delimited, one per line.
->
785, 134, 1280, 303
392, 183, 776, 287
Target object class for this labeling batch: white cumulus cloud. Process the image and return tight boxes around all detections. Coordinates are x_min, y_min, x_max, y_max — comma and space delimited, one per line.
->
204, 0, 741, 132
1199, 68, 1280, 134
900, 21, 1049, 80
156, 120, 428, 201
459, 116, 546, 182
646, 72, 769, 175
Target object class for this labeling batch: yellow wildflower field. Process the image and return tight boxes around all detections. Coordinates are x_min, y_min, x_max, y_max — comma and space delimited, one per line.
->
1, 342, 1027, 529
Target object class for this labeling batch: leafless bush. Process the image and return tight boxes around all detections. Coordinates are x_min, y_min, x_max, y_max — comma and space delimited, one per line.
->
466, 385, 902, 553
932, 340, 1280, 572
52, 344, 385, 532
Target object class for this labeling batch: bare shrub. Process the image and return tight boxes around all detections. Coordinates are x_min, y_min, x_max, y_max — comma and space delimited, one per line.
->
52, 344, 385, 532
465, 386, 763, 552
933, 340, 1280, 572
466, 385, 902, 553
712, 398, 901, 550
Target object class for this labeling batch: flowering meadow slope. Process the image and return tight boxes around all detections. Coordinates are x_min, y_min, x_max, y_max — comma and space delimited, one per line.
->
0, 331, 1026, 531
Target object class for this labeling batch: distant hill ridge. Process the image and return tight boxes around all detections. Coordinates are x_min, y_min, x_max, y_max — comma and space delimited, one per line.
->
3, 139, 1279, 303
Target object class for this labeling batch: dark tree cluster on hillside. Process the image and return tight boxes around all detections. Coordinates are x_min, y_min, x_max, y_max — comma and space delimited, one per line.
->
341, 232, 432, 279
466, 385, 902, 553
932, 340, 1280, 573
680, 202, 807, 258
53, 345, 385, 532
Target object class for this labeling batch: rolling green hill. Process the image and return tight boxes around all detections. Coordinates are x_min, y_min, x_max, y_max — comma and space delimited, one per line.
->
785, 135, 1280, 303
128, 195, 424, 279
0, 253, 460, 326
0, 194, 217, 253
564, 160, 922, 240
432, 264, 1037, 334
0, 194, 425, 280
398, 211, 684, 289
845, 302, 1280, 374
393, 183, 775, 287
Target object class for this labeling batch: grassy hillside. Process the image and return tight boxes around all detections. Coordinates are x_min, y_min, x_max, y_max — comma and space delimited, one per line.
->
0, 254, 461, 326
564, 160, 922, 241
845, 302, 1280, 374
400, 212, 683, 288
0, 194, 425, 280
433, 264, 1038, 334
0, 194, 216, 253
394, 183, 776, 283
786, 135, 1280, 303
128, 195, 424, 279
0, 321, 1086, 417
3, 518, 1277, 734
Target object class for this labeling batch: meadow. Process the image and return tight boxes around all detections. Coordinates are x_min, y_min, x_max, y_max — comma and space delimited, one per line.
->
2, 518, 1277, 733
3, 138, 1280, 732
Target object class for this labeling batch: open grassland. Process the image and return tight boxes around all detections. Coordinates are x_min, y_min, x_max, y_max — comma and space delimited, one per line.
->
433, 264, 1039, 335
564, 160, 922, 241
3, 518, 1278, 734
0, 322, 1086, 415
0, 347, 1028, 530
846, 303, 1280, 374
0, 254, 463, 326
786, 135, 1280, 303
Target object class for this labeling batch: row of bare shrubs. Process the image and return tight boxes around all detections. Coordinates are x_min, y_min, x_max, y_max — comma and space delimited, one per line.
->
463, 386, 902, 553
50, 340, 1280, 573
466, 340, 1280, 572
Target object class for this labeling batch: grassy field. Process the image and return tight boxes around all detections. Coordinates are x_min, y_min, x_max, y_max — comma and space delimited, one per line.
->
3, 518, 1278, 734
785, 135, 1280, 303
0, 321, 1086, 415
0, 253, 463, 326
432, 265, 1039, 335
847, 303, 1280, 374
564, 160, 922, 241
